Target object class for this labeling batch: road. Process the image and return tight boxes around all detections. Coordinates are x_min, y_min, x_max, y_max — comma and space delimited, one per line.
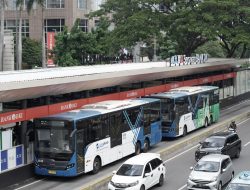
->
7, 100, 250, 190
154, 117, 250, 190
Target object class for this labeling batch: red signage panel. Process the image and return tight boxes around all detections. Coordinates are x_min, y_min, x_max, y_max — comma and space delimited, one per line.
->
183, 79, 199, 86
49, 100, 80, 115
0, 110, 26, 125
144, 85, 166, 95
212, 74, 224, 82
119, 89, 145, 99
47, 32, 55, 67
198, 77, 212, 84
26, 106, 48, 120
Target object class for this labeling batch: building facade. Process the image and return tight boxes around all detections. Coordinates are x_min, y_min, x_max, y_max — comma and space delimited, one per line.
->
4, 0, 105, 40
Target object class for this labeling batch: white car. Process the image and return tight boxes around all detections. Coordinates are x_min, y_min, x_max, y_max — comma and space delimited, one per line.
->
108, 153, 166, 190
187, 154, 234, 190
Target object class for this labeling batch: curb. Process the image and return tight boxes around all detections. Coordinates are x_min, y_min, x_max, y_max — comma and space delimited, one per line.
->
80, 111, 250, 190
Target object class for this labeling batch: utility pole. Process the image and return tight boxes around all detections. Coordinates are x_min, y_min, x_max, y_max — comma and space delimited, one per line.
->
0, 0, 5, 71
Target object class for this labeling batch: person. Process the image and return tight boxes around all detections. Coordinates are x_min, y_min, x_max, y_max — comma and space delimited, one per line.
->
228, 121, 237, 132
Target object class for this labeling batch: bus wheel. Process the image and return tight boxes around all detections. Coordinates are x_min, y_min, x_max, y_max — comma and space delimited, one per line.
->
182, 126, 187, 137
143, 139, 150, 153
135, 142, 141, 155
92, 157, 101, 174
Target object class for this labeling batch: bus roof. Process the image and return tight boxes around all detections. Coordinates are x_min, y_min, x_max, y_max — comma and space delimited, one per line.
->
39, 98, 159, 121
150, 86, 218, 99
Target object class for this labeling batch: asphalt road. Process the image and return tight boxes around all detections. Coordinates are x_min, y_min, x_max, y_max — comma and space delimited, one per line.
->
8, 100, 250, 190
154, 117, 250, 190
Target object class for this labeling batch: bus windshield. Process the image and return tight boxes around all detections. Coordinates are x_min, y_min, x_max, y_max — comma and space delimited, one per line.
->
35, 120, 74, 160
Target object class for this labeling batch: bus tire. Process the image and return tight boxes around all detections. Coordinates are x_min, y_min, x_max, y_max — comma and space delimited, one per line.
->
143, 139, 150, 153
135, 142, 141, 155
92, 157, 101, 174
182, 126, 187, 137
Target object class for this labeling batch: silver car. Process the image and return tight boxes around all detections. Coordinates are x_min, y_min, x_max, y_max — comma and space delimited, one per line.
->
187, 154, 234, 190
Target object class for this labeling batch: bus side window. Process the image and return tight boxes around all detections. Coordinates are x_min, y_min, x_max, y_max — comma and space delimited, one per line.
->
150, 102, 161, 122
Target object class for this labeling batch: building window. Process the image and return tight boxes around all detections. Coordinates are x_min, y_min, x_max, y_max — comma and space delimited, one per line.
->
78, 19, 88, 32
44, 19, 65, 33
5, 0, 33, 10
4, 20, 29, 37
78, 0, 86, 9
46, 0, 65, 9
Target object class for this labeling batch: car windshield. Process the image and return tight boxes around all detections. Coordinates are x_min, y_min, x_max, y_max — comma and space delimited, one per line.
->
116, 164, 144, 176
226, 183, 250, 190
194, 161, 220, 172
201, 137, 225, 148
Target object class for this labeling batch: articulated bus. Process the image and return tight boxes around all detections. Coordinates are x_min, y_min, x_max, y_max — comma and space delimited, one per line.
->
34, 98, 162, 177
148, 86, 220, 137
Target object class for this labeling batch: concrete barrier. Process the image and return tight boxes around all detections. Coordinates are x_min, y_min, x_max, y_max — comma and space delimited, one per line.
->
80, 111, 250, 190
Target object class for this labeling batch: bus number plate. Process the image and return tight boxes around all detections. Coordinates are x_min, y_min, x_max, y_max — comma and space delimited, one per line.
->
48, 170, 56, 174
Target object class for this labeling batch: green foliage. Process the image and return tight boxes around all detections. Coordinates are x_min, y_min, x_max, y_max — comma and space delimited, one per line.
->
22, 37, 42, 68
195, 41, 226, 58
90, 0, 250, 58
54, 18, 112, 66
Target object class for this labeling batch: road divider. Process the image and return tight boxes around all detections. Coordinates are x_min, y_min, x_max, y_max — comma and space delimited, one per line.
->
80, 111, 250, 190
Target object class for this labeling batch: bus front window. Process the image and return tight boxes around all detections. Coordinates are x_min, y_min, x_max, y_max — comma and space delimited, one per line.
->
35, 120, 74, 160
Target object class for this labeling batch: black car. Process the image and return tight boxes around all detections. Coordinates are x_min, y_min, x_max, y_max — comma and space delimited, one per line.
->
195, 131, 241, 161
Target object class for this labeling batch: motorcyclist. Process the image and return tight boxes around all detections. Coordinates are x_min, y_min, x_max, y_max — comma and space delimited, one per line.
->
228, 121, 237, 132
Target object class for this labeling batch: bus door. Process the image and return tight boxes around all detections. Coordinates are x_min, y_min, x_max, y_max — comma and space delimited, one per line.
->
202, 94, 210, 123
76, 129, 84, 173
109, 112, 122, 148
143, 105, 151, 135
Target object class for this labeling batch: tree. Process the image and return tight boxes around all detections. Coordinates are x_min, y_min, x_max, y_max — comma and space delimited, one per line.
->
27, 0, 46, 68
54, 20, 100, 66
0, 0, 7, 71
197, 0, 250, 58
22, 37, 42, 68
90, 0, 165, 55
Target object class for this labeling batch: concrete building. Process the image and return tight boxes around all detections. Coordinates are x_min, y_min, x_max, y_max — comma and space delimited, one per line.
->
4, 0, 105, 40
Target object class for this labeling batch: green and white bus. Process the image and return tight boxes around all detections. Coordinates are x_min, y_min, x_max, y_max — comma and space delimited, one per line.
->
148, 86, 220, 137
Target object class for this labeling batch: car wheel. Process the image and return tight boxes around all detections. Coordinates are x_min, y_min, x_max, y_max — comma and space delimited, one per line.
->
230, 172, 234, 181
143, 139, 150, 153
157, 174, 164, 187
182, 126, 187, 137
140, 185, 145, 190
218, 182, 222, 190
235, 148, 240, 158
92, 157, 101, 174
135, 142, 141, 155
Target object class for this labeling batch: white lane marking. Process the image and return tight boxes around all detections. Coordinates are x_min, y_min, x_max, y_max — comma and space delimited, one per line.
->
164, 144, 199, 163
244, 141, 250, 147
223, 100, 250, 111
238, 118, 250, 127
14, 179, 45, 190
177, 184, 187, 190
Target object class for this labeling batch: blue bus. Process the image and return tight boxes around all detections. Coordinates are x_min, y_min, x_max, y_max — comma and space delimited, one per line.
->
34, 98, 162, 176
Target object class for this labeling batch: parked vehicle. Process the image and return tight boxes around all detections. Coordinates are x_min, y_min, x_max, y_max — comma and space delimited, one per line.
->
226, 171, 250, 190
187, 154, 234, 190
108, 153, 166, 190
195, 131, 241, 161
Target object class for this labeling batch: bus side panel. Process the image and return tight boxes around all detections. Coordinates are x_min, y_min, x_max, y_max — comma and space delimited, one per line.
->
149, 121, 162, 145
84, 138, 111, 173
210, 103, 220, 122
121, 130, 137, 156
178, 112, 195, 135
